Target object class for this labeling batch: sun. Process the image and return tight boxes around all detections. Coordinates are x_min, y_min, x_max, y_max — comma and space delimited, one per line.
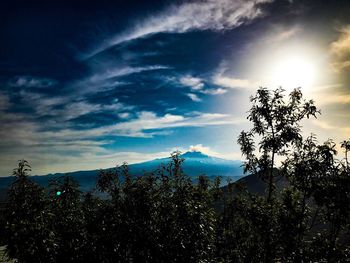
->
269, 55, 316, 90
247, 43, 323, 93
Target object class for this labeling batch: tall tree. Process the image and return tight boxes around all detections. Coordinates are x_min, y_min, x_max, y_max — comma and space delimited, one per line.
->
237, 87, 319, 262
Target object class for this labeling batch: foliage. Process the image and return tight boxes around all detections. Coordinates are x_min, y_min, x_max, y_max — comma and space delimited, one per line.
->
2, 88, 350, 262
4, 160, 56, 262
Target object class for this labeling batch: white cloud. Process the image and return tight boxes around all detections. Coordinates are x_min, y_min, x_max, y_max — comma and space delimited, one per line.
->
84, 0, 273, 58
189, 144, 212, 154
186, 144, 242, 160
180, 75, 228, 96
180, 76, 204, 91
187, 93, 202, 102
118, 112, 131, 119
213, 75, 256, 89
201, 88, 227, 95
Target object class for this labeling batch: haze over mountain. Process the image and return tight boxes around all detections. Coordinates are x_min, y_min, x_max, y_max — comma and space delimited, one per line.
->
0, 151, 243, 200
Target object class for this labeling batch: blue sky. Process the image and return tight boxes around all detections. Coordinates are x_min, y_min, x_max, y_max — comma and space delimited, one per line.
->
1, 0, 350, 175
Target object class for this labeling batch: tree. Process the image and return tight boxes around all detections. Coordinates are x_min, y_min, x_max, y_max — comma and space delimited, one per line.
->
4, 160, 56, 263
49, 176, 86, 262
237, 87, 319, 262
238, 87, 319, 201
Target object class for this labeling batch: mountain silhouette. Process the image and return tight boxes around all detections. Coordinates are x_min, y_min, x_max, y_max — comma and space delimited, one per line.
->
0, 151, 243, 200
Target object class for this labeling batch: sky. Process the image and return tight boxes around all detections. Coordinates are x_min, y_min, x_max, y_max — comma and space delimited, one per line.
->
1, 0, 350, 176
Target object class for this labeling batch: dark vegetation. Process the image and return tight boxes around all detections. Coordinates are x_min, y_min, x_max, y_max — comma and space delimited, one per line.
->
1, 88, 350, 262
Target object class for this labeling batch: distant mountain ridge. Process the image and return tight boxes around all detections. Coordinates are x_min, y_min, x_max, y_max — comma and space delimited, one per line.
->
0, 151, 244, 200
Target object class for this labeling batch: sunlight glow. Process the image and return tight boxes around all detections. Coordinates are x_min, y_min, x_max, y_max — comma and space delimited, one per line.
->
246, 42, 327, 93
269, 56, 316, 90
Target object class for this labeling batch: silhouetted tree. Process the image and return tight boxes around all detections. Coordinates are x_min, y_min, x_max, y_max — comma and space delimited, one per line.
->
49, 176, 86, 262
4, 160, 56, 263
237, 87, 319, 262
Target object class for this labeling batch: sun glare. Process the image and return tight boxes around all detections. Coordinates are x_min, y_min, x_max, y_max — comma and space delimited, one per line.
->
270, 56, 316, 90
247, 43, 325, 93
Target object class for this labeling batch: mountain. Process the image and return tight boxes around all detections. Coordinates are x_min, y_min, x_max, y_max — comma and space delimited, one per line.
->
0, 151, 243, 200
222, 168, 289, 196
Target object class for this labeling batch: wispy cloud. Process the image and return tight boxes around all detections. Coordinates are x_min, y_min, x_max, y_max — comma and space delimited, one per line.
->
9, 75, 57, 89
72, 65, 170, 95
213, 75, 256, 89
17, 90, 134, 121
262, 26, 301, 44
211, 61, 257, 89
84, 0, 273, 59
0, 109, 240, 175
303, 84, 350, 106
330, 25, 350, 73
2, 111, 237, 147
91, 111, 236, 138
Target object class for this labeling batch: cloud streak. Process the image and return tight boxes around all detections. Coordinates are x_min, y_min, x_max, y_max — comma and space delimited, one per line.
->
213, 75, 256, 89
0, 109, 239, 151
0, 110, 240, 175
84, 0, 272, 59
72, 65, 170, 95
9, 75, 58, 89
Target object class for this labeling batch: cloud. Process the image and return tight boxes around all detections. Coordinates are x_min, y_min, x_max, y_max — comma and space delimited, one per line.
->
309, 119, 350, 144
187, 93, 202, 102
330, 25, 350, 73
316, 93, 350, 105
201, 88, 227, 95
213, 75, 256, 89
0, 110, 237, 151
174, 143, 242, 160
180, 76, 204, 91
189, 144, 212, 154
17, 88, 135, 122
180, 75, 227, 96
97, 111, 235, 138
84, 0, 273, 58
9, 75, 57, 88
87, 66, 170, 83
118, 112, 131, 119
0, 109, 241, 175
0, 147, 172, 176
73, 65, 170, 95
305, 85, 350, 106
263, 26, 301, 44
